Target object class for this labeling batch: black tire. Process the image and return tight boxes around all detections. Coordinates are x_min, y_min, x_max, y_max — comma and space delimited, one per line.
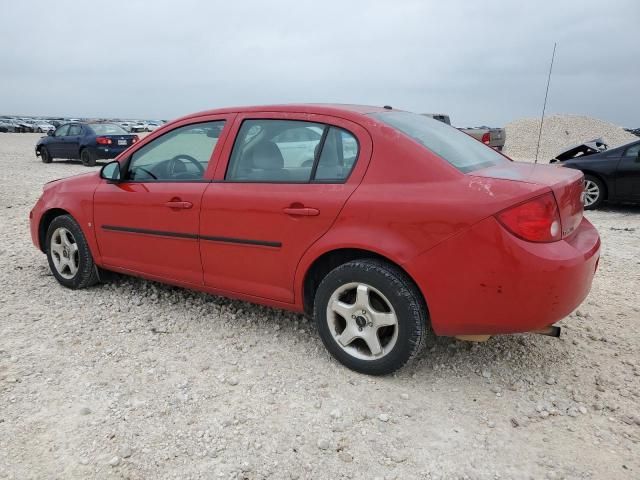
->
40, 147, 52, 164
45, 215, 99, 289
314, 259, 427, 375
583, 174, 605, 210
80, 148, 96, 167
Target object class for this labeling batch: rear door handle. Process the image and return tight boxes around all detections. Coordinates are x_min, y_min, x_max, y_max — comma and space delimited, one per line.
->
283, 207, 320, 216
165, 200, 193, 209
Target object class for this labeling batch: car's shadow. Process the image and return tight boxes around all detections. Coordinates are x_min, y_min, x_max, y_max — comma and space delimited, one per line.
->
98, 271, 570, 381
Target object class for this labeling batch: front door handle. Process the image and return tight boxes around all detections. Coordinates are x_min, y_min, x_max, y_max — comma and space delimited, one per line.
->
165, 200, 193, 209
283, 207, 320, 216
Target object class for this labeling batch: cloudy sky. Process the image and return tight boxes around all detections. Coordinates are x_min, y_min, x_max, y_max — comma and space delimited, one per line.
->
1, 0, 638, 126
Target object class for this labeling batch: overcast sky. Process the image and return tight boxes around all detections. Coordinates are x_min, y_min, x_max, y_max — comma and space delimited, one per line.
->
1, 0, 638, 126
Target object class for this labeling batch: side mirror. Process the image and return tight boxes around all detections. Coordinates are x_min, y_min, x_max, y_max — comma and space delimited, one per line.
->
100, 160, 122, 182
47, 130, 54, 136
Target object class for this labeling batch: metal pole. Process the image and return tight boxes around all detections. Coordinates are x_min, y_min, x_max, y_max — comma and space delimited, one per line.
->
535, 42, 557, 163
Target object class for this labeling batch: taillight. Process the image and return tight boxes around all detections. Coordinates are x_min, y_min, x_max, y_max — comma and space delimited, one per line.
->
96, 136, 112, 145
496, 192, 562, 243
132, 135, 139, 143
481, 132, 491, 145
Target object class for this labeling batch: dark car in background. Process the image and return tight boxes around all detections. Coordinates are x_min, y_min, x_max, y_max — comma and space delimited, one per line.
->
36, 122, 139, 166
557, 139, 640, 209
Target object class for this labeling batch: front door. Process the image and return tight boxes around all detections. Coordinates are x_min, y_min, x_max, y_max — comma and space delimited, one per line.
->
48, 124, 70, 157
615, 142, 640, 200
200, 113, 371, 303
93, 117, 231, 284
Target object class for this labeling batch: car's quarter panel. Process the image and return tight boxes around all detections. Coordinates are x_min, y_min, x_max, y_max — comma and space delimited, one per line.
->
200, 112, 373, 303
406, 215, 600, 336
93, 182, 208, 284
29, 173, 102, 259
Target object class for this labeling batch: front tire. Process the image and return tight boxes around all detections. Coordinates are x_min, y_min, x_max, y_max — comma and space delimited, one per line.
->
584, 175, 605, 210
314, 259, 427, 375
40, 147, 52, 163
80, 148, 96, 167
46, 215, 99, 289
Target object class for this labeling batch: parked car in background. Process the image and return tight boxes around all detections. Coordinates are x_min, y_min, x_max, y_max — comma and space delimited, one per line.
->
421, 113, 506, 151
36, 122, 139, 166
555, 139, 640, 209
33, 120, 55, 133
130, 121, 149, 132
29, 104, 599, 375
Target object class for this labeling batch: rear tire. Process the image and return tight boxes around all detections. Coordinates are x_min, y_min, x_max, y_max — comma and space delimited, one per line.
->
46, 215, 99, 289
314, 259, 427, 375
80, 148, 96, 167
584, 175, 605, 210
40, 147, 52, 163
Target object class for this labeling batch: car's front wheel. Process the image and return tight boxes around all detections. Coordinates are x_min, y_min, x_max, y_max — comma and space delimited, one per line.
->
584, 174, 605, 210
46, 215, 99, 289
314, 259, 427, 375
40, 147, 52, 163
80, 149, 96, 167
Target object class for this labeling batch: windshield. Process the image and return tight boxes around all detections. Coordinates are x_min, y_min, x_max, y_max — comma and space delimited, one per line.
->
369, 111, 509, 173
90, 123, 128, 135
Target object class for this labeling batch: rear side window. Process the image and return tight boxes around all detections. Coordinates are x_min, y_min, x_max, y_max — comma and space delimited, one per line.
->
68, 124, 82, 136
226, 119, 359, 183
370, 111, 509, 173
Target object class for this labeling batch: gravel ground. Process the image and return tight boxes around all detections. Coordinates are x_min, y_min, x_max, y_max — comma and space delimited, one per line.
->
1, 133, 639, 480
503, 114, 637, 163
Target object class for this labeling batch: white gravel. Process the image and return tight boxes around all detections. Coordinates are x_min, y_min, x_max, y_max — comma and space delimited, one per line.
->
1, 133, 639, 479
503, 114, 637, 162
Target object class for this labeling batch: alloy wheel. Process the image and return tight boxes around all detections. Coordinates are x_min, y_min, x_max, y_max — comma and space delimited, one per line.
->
584, 179, 600, 207
326, 282, 398, 360
50, 227, 79, 279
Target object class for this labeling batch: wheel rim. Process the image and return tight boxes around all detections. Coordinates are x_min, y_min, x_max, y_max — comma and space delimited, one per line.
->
326, 282, 399, 361
81, 151, 89, 163
584, 179, 600, 207
50, 227, 79, 279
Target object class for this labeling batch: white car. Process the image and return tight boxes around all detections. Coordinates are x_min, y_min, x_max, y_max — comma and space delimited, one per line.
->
33, 121, 55, 133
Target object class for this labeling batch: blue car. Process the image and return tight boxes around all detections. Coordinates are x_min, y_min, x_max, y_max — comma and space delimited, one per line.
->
36, 122, 139, 166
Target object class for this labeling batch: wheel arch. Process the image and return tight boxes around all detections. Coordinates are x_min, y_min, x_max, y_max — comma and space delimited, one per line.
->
300, 247, 427, 318
581, 170, 609, 199
38, 208, 72, 253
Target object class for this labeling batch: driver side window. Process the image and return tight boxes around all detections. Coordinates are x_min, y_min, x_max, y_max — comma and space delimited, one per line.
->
55, 124, 70, 137
127, 121, 225, 181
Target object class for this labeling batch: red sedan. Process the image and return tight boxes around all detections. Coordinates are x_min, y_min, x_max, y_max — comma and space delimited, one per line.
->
29, 105, 600, 375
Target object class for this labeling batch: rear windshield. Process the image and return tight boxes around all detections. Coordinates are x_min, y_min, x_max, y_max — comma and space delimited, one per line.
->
89, 123, 128, 135
369, 111, 509, 173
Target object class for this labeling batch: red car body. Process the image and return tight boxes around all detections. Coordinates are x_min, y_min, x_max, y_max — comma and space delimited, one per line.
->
30, 104, 600, 337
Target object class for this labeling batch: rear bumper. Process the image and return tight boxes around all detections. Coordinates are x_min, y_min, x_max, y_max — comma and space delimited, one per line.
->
92, 145, 129, 159
406, 216, 600, 336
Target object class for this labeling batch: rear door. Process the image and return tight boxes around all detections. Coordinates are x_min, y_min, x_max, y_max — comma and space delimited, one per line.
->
199, 113, 372, 303
615, 142, 640, 200
93, 116, 231, 284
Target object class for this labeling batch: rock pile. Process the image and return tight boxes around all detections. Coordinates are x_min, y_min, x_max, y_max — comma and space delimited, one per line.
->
503, 114, 637, 162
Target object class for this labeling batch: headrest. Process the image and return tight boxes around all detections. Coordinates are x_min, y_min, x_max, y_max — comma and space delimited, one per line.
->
252, 141, 284, 170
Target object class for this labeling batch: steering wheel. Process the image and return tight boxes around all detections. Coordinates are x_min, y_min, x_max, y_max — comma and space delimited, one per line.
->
168, 154, 204, 178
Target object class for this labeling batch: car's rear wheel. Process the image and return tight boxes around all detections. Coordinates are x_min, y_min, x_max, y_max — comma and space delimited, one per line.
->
314, 259, 427, 375
40, 147, 52, 164
80, 148, 96, 167
46, 215, 99, 289
584, 175, 605, 210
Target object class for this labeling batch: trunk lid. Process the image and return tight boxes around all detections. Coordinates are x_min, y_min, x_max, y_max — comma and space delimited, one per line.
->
470, 163, 584, 238
102, 135, 137, 147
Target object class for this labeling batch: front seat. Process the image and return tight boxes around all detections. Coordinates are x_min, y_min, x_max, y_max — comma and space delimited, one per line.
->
247, 141, 288, 181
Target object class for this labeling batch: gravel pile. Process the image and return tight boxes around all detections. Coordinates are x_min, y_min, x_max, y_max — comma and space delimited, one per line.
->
503, 114, 638, 162
1, 133, 640, 479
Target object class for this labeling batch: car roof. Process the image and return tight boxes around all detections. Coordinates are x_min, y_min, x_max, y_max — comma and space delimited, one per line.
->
179, 104, 392, 122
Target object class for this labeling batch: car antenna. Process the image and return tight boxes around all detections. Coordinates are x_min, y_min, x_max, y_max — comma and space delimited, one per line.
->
535, 42, 557, 164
